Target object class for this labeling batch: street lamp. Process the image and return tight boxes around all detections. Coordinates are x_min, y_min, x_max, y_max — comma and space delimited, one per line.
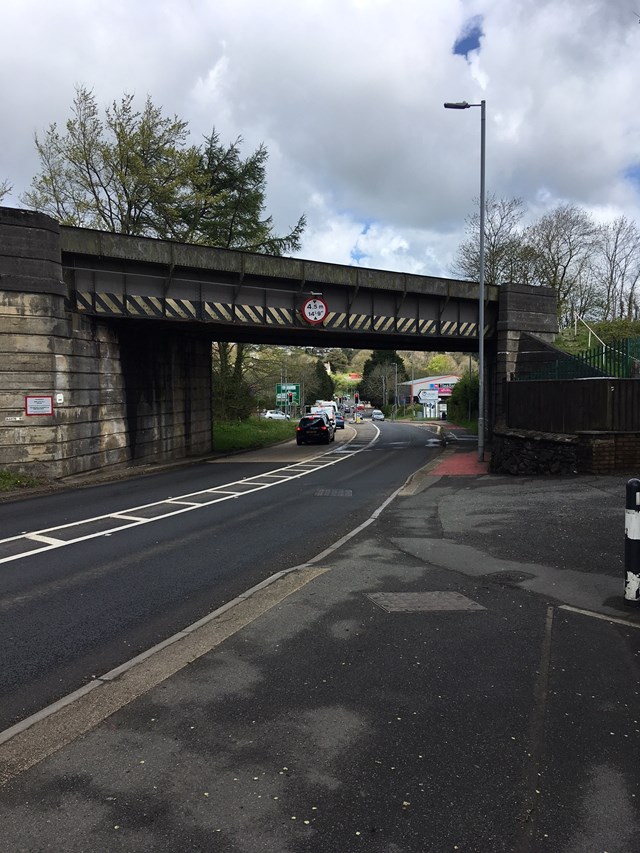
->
444, 99, 486, 462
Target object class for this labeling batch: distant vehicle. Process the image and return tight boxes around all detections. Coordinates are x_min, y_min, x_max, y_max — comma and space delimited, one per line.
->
310, 401, 337, 426
371, 409, 385, 421
263, 410, 290, 420
296, 413, 335, 445
335, 413, 345, 429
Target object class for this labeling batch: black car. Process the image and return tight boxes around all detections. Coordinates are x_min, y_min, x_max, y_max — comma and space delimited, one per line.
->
296, 413, 335, 445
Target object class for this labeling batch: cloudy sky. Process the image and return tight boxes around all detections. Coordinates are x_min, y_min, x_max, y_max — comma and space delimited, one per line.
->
2, 0, 639, 277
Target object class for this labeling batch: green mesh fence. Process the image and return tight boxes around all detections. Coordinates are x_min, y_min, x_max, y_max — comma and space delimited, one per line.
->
514, 336, 640, 381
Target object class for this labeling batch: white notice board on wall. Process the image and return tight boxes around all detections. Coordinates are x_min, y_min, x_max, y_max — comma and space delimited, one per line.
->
25, 395, 54, 416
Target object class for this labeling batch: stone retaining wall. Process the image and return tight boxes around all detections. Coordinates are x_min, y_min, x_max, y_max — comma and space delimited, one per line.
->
491, 428, 640, 475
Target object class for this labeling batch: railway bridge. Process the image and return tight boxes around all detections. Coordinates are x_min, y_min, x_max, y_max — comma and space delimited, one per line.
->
0, 207, 557, 477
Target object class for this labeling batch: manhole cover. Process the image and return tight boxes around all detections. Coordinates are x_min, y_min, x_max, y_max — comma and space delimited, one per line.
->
367, 591, 486, 613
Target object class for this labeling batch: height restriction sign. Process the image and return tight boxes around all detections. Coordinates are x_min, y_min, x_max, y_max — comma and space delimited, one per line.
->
301, 297, 328, 325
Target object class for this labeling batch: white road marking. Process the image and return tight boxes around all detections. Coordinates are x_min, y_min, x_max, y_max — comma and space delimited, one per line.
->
0, 436, 379, 566
559, 604, 640, 629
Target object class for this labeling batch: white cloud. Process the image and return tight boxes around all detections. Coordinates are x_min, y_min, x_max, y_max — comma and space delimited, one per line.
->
1, 0, 639, 277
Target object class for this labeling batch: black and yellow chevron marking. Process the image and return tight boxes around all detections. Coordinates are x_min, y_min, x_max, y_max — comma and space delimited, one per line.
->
204, 302, 233, 322
235, 305, 264, 324
266, 306, 294, 325
373, 316, 395, 333
76, 292, 127, 315
440, 320, 458, 336
396, 317, 417, 334
324, 312, 348, 329
127, 295, 164, 318
73, 291, 483, 340
349, 314, 372, 331
165, 298, 197, 320
418, 319, 437, 335
75, 292, 93, 313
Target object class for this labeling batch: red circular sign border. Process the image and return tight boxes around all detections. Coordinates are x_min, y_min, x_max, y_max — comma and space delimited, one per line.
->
301, 296, 328, 325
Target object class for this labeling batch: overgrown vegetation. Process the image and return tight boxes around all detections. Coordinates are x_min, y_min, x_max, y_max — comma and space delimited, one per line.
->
555, 319, 640, 354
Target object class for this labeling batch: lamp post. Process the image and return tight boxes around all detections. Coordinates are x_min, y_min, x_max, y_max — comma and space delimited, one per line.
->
444, 99, 486, 462
394, 362, 398, 420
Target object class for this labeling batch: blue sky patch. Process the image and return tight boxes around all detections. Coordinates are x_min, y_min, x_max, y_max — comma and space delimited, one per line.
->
453, 15, 483, 59
624, 163, 640, 189
350, 245, 367, 263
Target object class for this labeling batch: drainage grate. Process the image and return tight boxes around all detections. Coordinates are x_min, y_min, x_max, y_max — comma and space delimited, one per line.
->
314, 488, 353, 497
367, 591, 486, 612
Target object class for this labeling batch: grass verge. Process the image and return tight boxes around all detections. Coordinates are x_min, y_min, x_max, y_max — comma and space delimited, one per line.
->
0, 471, 44, 493
213, 417, 296, 453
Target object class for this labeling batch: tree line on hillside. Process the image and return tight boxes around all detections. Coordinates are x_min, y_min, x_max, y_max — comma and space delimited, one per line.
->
453, 195, 640, 328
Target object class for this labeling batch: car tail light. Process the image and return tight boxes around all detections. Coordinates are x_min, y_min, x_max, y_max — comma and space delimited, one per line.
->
321, 425, 327, 431
296, 426, 301, 431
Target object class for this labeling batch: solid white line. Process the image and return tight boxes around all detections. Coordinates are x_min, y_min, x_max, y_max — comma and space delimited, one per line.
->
559, 604, 640, 629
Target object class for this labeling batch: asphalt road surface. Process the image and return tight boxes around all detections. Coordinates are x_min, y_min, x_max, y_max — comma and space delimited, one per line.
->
0, 420, 444, 733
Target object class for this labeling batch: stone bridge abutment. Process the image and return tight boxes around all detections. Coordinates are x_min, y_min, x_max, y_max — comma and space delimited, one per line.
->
0, 208, 212, 477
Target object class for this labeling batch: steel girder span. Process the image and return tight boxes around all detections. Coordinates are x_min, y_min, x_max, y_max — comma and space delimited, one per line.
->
61, 228, 498, 353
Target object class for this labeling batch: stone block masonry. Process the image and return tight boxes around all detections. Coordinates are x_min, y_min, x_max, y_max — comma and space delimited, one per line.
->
0, 208, 213, 478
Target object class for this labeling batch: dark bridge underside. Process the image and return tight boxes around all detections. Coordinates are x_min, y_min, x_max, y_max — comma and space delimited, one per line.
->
61, 226, 499, 354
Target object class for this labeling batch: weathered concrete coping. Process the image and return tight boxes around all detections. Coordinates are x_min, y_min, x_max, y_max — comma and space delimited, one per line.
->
60, 224, 500, 302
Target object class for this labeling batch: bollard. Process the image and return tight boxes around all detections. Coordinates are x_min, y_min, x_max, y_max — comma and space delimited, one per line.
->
624, 478, 640, 606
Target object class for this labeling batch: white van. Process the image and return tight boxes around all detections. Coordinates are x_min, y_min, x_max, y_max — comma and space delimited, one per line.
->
311, 400, 337, 426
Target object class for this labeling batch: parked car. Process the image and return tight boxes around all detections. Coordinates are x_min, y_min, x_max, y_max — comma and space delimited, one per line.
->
263, 410, 290, 420
296, 413, 335, 445
371, 409, 385, 421
335, 413, 345, 429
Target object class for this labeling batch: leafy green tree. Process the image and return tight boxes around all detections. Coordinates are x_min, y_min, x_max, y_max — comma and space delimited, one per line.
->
426, 353, 459, 376
361, 350, 406, 407
212, 342, 257, 421
306, 360, 334, 403
448, 372, 479, 423
325, 348, 350, 373
24, 87, 307, 424
22, 85, 305, 254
